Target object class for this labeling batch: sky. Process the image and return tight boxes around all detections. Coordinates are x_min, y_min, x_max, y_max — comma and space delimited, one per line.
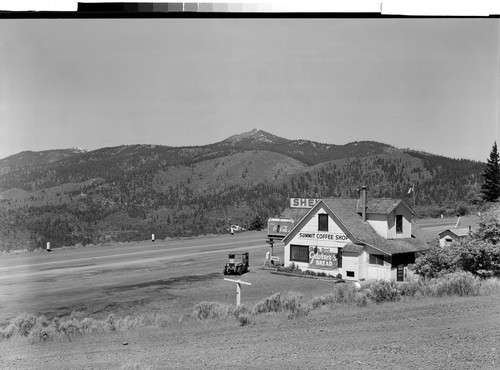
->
1, 17, 499, 162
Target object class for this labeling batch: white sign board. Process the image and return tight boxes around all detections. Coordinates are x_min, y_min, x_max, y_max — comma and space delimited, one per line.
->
290, 198, 321, 209
298, 232, 350, 243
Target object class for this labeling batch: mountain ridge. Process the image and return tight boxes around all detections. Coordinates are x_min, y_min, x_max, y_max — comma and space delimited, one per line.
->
0, 129, 486, 251
0, 129, 425, 169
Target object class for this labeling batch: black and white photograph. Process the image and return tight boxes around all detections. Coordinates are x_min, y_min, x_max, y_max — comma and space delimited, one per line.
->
1, 2, 500, 368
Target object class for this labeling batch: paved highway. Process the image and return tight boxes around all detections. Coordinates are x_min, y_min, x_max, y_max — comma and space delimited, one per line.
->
0, 231, 272, 324
0, 232, 268, 279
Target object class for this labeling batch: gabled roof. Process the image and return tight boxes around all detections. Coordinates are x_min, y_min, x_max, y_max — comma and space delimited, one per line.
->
356, 198, 414, 215
439, 227, 471, 237
342, 243, 364, 253
283, 198, 429, 256
279, 208, 310, 224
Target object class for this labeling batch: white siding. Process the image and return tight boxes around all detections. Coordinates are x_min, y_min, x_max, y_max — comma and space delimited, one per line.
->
439, 231, 455, 247
284, 206, 353, 277
387, 204, 412, 239
366, 214, 388, 238
366, 264, 392, 280
365, 252, 392, 280
342, 253, 361, 281
286, 206, 351, 249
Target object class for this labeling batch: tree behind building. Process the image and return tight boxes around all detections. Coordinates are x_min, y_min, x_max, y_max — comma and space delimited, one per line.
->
481, 141, 500, 202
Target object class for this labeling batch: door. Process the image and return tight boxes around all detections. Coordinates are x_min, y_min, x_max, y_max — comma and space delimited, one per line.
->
397, 264, 404, 282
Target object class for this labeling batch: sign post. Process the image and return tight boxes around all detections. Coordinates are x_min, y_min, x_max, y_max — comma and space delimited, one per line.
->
224, 278, 252, 307
266, 238, 274, 257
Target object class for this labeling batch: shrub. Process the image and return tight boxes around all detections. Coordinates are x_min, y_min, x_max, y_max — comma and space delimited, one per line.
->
395, 279, 424, 298
236, 312, 252, 326
149, 312, 170, 328
59, 319, 83, 340
353, 291, 371, 307
367, 280, 401, 303
278, 262, 299, 273
27, 316, 58, 344
281, 291, 311, 318
1, 313, 38, 339
425, 271, 481, 297
252, 293, 282, 314
193, 301, 232, 320
333, 283, 358, 304
0, 310, 173, 344
105, 313, 116, 331
479, 277, 500, 295
251, 292, 310, 318
310, 294, 336, 309
309, 284, 361, 308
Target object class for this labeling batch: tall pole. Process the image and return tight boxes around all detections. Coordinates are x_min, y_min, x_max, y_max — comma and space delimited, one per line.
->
413, 184, 416, 208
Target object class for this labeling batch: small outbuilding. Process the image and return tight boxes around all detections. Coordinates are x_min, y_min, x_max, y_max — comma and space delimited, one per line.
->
281, 188, 429, 282
438, 227, 471, 247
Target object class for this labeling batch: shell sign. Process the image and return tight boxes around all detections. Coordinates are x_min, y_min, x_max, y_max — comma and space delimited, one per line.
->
309, 246, 338, 269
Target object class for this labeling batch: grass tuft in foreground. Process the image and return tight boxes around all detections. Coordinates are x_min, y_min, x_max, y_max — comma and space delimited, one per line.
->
0, 311, 171, 344
2, 272, 499, 344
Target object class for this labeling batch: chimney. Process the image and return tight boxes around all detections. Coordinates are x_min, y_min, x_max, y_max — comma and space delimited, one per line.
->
361, 186, 367, 222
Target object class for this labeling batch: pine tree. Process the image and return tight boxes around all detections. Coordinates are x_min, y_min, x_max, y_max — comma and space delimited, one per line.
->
481, 142, 500, 202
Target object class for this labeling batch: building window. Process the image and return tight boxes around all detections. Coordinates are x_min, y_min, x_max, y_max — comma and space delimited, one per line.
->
318, 214, 329, 231
369, 254, 384, 266
396, 215, 403, 233
290, 245, 309, 263
346, 271, 355, 277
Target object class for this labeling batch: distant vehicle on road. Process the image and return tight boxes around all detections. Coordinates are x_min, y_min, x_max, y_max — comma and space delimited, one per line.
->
223, 252, 249, 275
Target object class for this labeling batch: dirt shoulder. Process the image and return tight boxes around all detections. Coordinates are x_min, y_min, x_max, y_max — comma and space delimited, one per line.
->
2, 293, 499, 369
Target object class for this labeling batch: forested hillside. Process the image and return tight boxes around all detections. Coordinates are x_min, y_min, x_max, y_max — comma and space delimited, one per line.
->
0, 129, 485, 251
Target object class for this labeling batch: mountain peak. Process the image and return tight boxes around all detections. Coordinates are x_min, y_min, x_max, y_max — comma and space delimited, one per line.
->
70, 147, 88, 153
222, 129, 290, 146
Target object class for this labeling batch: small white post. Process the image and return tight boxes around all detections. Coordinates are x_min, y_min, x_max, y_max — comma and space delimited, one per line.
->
236, 283, 241, 306
151, 233, 155, 242
224, 278, 252, 307
46, 242, 51, 252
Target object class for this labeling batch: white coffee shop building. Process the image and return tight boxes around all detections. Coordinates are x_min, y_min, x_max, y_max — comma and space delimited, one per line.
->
281, 188, 429, 282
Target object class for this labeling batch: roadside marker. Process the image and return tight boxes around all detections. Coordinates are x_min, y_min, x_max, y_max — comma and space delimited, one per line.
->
152, 233, 155, 242
224, 278, 252, 307
46, 242, 51, 252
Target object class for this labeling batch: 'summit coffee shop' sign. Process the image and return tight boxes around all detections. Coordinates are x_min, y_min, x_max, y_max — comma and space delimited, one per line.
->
299, 232, 350, 242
